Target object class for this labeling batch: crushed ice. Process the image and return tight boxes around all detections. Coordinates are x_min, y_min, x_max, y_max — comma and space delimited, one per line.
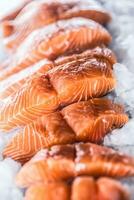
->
0, 158, 22, 200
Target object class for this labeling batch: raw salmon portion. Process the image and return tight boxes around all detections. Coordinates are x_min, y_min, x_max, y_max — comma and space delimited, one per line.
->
72, 177, 129, 200
0, 75, 59, 131
16, 143, 134, 188
0, 52, 116, 131
25, 182, 70, 200
24, 177, 129, 200
61, 98, 128, 142
47, 54, 114, 105
2, 0, 111, 49
3, 112, 76, 163
54, 46, 116, 69
0, 0, 32, 23
0, 46, 116, 100
96, 177, 129, 200
0, 18, 112, 81
0, 59, 54, 100
3, 98, 128, 163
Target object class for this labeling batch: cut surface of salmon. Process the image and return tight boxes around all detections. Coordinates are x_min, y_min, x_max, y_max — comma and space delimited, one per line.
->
54, 46, 116, 68
0, 46, 116, 100
2, 0, 111, 49
0, 75, 59, 131
16, 143, 134, 188
0, 59, 54, 100
24, 177, 129, 200
96, 177, 129, 200
0, 18, 112, 81
71, 177, 129, 200
0, 50, 116, 131
25, 182, 70, 200
3, 98, 128, 163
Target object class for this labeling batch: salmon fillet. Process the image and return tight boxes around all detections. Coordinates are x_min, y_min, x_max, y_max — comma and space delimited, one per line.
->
0, 52, 116, 131
54, 46, 116, 68
0, 18, 112, 81
25, 182, 70, 200
2, 0, 111, 49
3, 98, 128, 163
0, 59, 54, 99
72, 177, 129, 200
16, 143, 134, 188
0, 46, 116, 100
24, 177, 129, 200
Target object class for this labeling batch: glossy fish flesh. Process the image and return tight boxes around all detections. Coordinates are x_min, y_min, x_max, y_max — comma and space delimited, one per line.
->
0, 46, 116, 100
0, 18, 112, 81
24, 177, 129, 200
2, 0, 111, 49
0, 59, 53, 100
25, 181, 70, 200
54, 46, 116, 68
3, 98, 128, 163
0, 52, 116, 131
16, 143, 134, 188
